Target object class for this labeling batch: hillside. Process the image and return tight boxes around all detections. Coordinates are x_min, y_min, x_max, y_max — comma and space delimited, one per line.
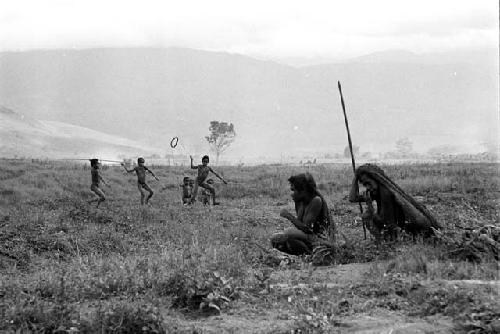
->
0, 47, 497, 159
0, 105, 159, 159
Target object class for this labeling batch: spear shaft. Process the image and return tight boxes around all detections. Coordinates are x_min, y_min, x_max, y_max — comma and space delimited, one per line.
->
54, 158, 123, 163
338, 81, 366, 239
98, 159, 123, 163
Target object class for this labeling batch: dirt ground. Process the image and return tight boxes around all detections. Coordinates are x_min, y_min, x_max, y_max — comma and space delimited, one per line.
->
167, 263, 459, 333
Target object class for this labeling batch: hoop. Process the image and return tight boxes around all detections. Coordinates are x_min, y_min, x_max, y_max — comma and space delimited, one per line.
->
170, 137, 179, 148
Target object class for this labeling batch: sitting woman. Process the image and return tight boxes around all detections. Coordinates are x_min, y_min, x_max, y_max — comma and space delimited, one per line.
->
271, 173, 333, 255
349, 164, 441, 240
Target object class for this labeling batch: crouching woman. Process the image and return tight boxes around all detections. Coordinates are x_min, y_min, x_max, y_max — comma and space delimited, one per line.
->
270, 173, 333, 255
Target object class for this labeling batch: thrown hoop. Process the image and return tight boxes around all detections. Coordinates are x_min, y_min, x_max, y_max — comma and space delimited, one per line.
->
170, 137, 179, 148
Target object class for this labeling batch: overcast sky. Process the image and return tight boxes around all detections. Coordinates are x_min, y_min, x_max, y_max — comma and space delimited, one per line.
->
1, 0, 498, 61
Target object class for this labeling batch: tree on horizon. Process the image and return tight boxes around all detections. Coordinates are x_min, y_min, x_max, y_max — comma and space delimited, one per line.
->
205, 121, 236, 165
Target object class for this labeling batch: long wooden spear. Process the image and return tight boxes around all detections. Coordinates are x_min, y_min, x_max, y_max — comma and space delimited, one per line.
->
55, 158, 123, 163
337, 81, 366, 240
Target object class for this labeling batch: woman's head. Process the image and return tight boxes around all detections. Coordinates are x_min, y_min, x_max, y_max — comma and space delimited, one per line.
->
358, 172, 378, 193
288, 173, 317, 202
355, 164, 385, 194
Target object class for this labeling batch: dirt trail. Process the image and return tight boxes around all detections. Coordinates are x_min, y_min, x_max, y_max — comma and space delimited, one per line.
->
169, 263, 455, 333
269, 263, 370, 285
172, 313, 454, 334
333, 314, 454, 334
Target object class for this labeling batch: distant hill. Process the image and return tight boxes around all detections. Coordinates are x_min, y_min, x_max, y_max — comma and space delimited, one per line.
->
0, 47, 497, 160
344, 48, 500, 65
0, 105, 159, 159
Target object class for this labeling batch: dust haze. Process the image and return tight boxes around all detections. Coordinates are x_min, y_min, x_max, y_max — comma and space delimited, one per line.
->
0, 0, 498, 164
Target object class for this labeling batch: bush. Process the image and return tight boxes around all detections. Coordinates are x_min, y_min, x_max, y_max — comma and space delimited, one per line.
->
160, 269, 236, 315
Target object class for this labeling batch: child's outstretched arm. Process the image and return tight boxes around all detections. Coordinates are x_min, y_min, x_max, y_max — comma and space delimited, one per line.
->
190, 156, 198, 169
99, 175, 110, 188
210, 168, 228, 184
147, 168, 160, 181
120, 163, 135, 173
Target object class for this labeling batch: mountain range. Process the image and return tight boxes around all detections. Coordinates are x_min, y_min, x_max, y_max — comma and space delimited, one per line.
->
0, 47, 498, 161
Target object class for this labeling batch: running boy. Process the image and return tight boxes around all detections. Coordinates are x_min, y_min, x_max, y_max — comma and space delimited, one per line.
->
189, 155, 227, 205
88, 159, 109, 207
121, 157, 159, 205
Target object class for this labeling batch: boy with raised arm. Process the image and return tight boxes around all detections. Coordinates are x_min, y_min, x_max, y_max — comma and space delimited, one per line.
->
88, 159, 109, 207
189, 155, 227, 205
121, 157, 159, 205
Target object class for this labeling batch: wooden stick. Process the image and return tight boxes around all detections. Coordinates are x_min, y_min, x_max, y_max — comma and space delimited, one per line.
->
54, 158, 122, 163
98, 159, 123, 163
338, 81, 366, 240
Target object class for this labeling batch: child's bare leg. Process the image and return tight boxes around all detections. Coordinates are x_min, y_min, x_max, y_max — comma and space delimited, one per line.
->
88, 198, 99, 205
138, 184, 146, 205
207, 185, 219, 205
190, 180, 199, 203
143, 184, 154, 204
96, 197, 105, 208
90, 186, 106, 207
200, 184, 218, 205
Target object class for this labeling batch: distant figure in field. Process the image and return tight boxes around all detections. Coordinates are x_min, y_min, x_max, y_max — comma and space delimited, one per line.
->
180, 176, 193, 205
189, 155, 227, 205
88, 159, 109, 207
121, 157, 159, 205
271, 173, 333, 255
349, 164, 441, 241
200, 179, 215, 205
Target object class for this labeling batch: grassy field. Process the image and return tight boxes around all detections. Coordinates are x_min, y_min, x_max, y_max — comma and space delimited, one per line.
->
0, 160, 499, 333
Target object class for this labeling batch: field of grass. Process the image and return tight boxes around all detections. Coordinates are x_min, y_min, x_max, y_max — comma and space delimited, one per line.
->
0, 159, 499, 333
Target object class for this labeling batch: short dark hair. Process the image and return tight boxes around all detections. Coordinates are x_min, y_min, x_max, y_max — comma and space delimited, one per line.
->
202, 155, 209, 161
288, 173, 317, 195
183, 176, 190, 182
138, 157, 145, 163
90, 159, 99, 167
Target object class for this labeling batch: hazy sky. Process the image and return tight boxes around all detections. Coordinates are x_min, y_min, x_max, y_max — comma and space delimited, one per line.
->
1, 0, 497, 61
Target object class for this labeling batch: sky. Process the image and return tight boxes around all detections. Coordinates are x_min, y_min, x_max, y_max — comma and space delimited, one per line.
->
0, 0, 498, 62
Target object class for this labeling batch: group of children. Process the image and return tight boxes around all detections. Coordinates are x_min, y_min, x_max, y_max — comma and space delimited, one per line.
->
181, 155, 228, 205
88, 155, 227, 207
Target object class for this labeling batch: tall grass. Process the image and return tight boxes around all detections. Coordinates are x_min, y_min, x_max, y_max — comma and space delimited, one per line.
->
0, 159, 498, 331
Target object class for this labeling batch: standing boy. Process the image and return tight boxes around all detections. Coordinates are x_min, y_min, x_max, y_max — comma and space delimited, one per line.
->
88, 159, 109, 207
189, 155, 227, 205
180, 176, 193, 205
121, 157, 159, 205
